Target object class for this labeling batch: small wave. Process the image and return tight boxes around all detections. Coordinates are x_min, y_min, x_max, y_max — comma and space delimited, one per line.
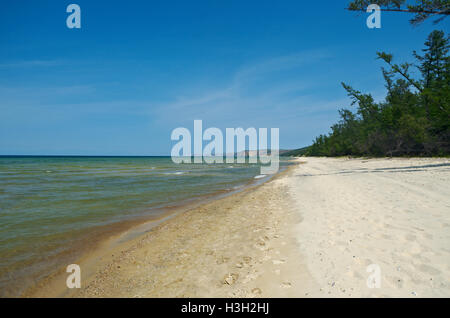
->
164, 171, 186, 175
254, 174, 266, 179
225, 185, 245, 191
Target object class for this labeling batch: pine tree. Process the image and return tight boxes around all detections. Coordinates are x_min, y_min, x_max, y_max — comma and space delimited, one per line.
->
347, 0, 449, 25
306, 30, 450, 157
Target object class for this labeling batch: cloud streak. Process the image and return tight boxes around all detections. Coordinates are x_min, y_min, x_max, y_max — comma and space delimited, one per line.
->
151, 49, 340, 124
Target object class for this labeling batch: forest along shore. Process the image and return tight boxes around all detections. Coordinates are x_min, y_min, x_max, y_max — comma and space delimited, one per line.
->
35, 157, 450, 297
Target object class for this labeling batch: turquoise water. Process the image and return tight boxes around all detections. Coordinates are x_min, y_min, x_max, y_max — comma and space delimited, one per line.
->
0, 156, 284, 296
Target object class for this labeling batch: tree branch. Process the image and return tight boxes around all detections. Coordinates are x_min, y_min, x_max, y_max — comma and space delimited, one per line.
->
346, 7, 450, 15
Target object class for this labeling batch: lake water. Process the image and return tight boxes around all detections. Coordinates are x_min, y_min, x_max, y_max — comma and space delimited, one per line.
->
0, 156, 287, 296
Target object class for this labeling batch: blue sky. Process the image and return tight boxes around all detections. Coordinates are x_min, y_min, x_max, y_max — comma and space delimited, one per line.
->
1, 1, 448, 155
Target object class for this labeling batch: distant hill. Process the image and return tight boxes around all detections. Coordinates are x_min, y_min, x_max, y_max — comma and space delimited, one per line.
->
280, 146, 311, 157
232, 149, 292, 157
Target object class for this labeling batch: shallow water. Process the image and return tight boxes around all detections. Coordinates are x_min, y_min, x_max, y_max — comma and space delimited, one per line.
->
0, 156, 287, 296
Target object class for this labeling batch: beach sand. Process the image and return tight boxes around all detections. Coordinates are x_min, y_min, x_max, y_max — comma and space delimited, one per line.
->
288, 157, 450, 297
31, 157, 450, 297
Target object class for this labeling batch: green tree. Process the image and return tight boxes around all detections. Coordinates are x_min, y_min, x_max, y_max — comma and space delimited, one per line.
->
306, 30, 449, 157
347, 0, 450, 25
414, 30, 450, 151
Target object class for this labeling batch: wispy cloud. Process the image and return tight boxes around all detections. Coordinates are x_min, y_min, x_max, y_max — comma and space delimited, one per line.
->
0, 49, 346, 150
139, 49, 350, 148
233, 49, 332, 84
150, 49, 339, 124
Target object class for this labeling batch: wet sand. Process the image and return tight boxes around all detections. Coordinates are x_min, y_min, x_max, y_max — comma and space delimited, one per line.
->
30, 157, 450, 297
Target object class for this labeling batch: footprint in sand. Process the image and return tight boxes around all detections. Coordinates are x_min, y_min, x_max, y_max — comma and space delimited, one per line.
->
251, 288, 262, 295
216, 256, 230, 265
242, 256, 252, 264
281, 282, 292, 288
242, 273, 258, 283
388, 276, 404, 288
415, 263, 441, 275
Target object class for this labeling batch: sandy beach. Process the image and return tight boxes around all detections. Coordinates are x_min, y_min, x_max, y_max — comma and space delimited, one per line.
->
31, 157, 450, 298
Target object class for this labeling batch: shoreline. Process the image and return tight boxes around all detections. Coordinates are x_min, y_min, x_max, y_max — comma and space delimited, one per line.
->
28, 157, 450, 297
25, 162, 296, 297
